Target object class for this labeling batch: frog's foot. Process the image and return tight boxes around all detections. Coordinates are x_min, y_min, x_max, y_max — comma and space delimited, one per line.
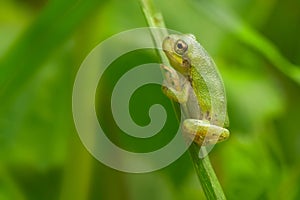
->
182, 119, 229, 146
161, 64, 189, 103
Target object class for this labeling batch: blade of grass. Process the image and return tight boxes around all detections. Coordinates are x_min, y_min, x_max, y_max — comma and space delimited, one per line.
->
139, 0, 226, 199
189, 0, 300, 85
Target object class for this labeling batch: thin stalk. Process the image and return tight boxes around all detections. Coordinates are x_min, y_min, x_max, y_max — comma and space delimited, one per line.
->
139, 0, 226, 199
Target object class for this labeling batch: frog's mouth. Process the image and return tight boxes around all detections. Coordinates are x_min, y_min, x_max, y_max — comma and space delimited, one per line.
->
162, 37, 179, 61
162, 36, 189, 75
164, 50, 190, 75
163, 50, 190, 75
164, 50, 182, 66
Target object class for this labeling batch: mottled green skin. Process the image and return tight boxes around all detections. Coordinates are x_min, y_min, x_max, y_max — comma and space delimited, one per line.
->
162, 34, 229, 145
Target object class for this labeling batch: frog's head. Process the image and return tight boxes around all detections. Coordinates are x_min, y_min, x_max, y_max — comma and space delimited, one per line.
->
162, 34, 196, 75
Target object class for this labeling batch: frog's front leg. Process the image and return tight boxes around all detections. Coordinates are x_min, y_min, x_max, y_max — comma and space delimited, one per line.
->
161, 64, 230, 146
161, 64, 189, 103
183, 119, 230, 146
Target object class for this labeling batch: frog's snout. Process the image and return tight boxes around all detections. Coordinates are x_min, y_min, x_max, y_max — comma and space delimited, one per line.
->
162, 36, 172, 52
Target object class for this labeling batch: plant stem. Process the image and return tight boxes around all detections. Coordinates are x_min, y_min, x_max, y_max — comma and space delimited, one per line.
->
139, 0, 169, 64
139, 0, 226, 199
189, 144, 226, 200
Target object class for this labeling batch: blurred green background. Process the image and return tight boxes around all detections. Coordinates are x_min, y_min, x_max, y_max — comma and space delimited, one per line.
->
1, 0, 300, 199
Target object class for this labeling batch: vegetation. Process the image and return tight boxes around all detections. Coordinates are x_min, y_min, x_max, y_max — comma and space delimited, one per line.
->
1, 0, 300, 199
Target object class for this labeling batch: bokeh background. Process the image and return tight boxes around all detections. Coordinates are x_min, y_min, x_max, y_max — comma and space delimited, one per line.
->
1, 0, 300, 199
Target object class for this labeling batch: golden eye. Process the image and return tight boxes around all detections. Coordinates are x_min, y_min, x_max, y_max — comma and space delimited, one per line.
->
174, 40, 188, 55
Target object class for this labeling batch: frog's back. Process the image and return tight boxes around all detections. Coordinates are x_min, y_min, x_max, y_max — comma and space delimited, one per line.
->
189, 41, 227, 127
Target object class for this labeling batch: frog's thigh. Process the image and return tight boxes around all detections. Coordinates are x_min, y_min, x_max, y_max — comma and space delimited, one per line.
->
182, 119, 229, 145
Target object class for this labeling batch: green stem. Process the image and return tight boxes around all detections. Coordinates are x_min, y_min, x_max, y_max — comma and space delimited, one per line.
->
139, 0, 226, 199
139, 0, 169, 64
190, 144, 226, 200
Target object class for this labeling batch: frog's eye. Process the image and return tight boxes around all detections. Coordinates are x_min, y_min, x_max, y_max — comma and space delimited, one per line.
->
174, 40, 188, 55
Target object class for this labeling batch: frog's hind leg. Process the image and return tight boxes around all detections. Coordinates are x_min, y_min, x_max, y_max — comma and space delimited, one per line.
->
182, 119, 229, 146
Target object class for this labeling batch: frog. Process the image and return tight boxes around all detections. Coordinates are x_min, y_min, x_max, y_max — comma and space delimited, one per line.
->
161, 34, 230, 146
